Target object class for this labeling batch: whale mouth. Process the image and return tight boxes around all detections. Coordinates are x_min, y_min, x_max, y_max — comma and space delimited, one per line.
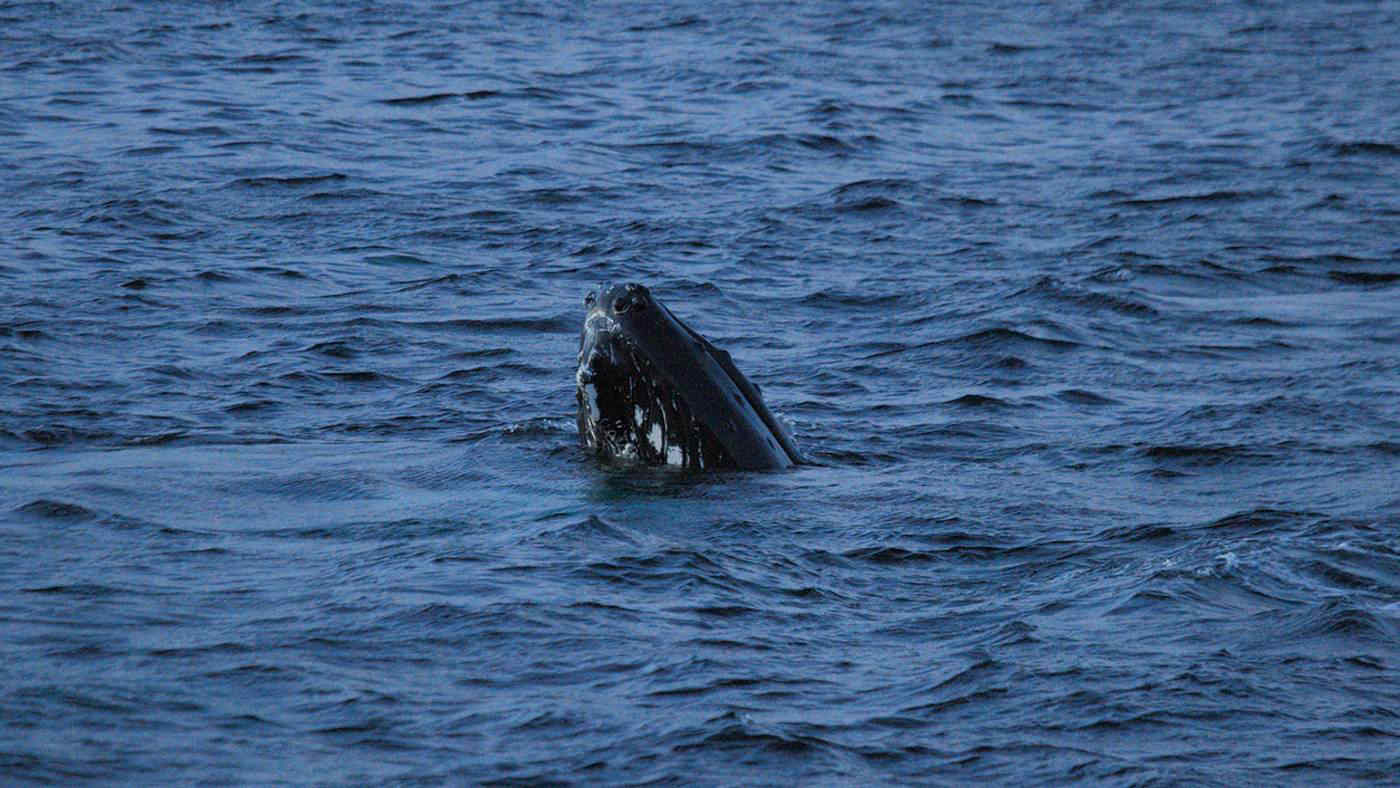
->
575, 282, 802, 470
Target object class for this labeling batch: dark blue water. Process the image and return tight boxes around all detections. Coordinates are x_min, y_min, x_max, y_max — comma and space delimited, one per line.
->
3, 0, 1399, 783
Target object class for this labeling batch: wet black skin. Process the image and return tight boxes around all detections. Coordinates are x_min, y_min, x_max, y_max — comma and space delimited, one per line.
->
576, 283, 803, 470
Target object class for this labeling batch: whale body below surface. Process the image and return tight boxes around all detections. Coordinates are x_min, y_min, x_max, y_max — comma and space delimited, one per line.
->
576, 283, 803, 470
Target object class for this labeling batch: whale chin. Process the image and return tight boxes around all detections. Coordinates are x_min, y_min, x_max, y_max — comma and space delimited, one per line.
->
576, 282, 802, 471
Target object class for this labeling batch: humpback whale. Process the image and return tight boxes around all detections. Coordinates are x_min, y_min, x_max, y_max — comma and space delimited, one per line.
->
576, 283, 803, 470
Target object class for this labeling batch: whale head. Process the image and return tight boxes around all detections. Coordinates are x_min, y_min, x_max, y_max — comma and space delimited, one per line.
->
575, 282, 801, 470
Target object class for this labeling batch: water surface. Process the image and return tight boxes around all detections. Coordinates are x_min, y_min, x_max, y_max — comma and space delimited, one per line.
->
2, 0, 1398, 783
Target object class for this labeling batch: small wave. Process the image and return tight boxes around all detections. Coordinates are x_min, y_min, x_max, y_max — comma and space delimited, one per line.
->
1057, 389, 1117, 406
1368, 441, 1400, 456
831, 178, 917, 196
0, 324, 48, 340
844, 538, 1005, 564
1140, 444, 1276, 467
1094, 522, 1178, 542
305, 340, 358, 359
15, 498, 97, 520
515, 187, 594, 206
672, 604, 759, 619
944, 394, 1012, 408
1231, 315, 1297, 327
124, 430, 189, 447
364, 253, 433, 266
954, 328, 1078, 351
16, 425, 118, 447
899, 660, 1008, 715
77, 197, 186, 229
828, 178, 917, 212
119, 144, 178, 157
379, 90, 500, 106
938, 194, 999, 207
800, 288, 909, 309
527, 514, 639, 547
1018, 275, 1157, 317
407, 315, 574, 333
843, 546, 939, 564
894, 420, 1018, 444
148, 641, 255, 659
1260, 597, 1400, 645
803, 447, 900, 466
1328, 270, 1400, 285
238, 51, 307, 64
672, 711, 828, 757
149, 125, 229, 137
301, 188, 385, 202
322, 370, 392, 383
1001, 98, 1103, 111
434, 366, 502, 383
1116, 190, 1273, 207
834, 195, 899, 212
626, 15, 703, 32
388, 273, 462, 293
580, 549, 739, 591
987, 42, 1036, 54
792, 133, 859, 152
994, 355, 1029, 369
232, 173, 347, 188
1203, 508, 1319, 532
608, 131, 870, 163
1324, 140, 1400, 157
924, 328, 1078, 359
865, 328, 1077, 359
23, 582, 120, 596
381, 602, 486, 629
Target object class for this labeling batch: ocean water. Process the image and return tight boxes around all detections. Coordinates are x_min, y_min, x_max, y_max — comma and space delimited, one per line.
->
2, 0, 1398, 783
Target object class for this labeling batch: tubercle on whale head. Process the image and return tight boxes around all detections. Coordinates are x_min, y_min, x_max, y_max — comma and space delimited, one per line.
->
584, 282, 651, 321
